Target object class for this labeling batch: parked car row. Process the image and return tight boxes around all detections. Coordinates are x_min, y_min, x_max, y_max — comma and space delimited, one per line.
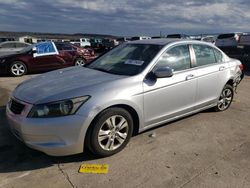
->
0, 41, 96, 76
214, 32, 250, 71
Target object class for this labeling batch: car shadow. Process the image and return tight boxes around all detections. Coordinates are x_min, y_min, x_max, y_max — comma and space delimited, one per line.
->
0, 106, 100, 173
0, 104, 223, 173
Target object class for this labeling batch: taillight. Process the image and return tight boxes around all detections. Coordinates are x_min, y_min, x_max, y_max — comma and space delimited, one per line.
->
239, 63, 244, 72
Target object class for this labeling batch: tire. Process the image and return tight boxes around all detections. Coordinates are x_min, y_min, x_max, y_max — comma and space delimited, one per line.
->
214, 84, 234, 112
10, 61, 27, 77
86, 107, 133, 157
74, 58, 86, 67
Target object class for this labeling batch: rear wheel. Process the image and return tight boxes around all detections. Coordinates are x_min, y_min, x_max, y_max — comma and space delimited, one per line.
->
86, 107, 133, 157
10, 61, 27, 77
74, 58, 86, 67
214, 84, 234, 111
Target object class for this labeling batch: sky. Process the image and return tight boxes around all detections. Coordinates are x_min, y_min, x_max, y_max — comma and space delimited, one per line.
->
0, 0, 250, 36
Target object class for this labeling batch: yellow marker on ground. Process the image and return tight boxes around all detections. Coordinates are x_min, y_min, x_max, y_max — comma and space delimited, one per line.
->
79, 164, 109, 174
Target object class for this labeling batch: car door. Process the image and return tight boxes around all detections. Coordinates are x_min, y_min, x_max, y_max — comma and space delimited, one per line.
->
191, 44, 229, 109
32, 42, 63, 71
143, 44, 197, 127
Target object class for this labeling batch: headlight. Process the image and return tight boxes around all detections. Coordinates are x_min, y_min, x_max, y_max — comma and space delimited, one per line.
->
28, 96, 90, 118
0, 59, 6, 64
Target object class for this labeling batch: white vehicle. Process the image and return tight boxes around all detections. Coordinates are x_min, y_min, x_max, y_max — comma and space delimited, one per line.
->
215, 33, 243, 47
70, 38, 91, 47
0, 41, 30, 56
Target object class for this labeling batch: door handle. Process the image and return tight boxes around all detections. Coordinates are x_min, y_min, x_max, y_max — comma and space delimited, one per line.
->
186, 74, 195, 80
219, 66, 226, 71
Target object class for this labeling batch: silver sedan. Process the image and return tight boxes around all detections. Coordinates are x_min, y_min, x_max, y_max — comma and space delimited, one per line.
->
6, 39, 243, 157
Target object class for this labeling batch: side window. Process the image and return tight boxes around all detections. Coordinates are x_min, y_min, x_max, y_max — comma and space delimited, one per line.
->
36, 42, 56, 54
213, 48, 224, 63
15, 43, 28, 48
155, 45, 191, 72
193, 45, 216, 66
62, 44, 74, 51
1, 43, 15, 48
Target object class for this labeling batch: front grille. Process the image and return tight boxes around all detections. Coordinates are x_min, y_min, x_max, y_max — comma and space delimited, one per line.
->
10, 99, 25, 115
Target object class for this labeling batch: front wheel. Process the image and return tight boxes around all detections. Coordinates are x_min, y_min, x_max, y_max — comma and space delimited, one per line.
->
10, 61, 27, 77
86, 107, 133, 157
74, 58, 86, 67
214, 84, 234, 112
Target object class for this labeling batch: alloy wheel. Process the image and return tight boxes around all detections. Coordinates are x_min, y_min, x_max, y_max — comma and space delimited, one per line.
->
217, 88, 233, 111
98, 115, 129, 151
11, 63, 26, 76
75, 59, 85, 66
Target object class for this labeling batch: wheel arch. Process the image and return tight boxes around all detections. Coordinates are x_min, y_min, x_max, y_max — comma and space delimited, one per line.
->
84, 104, 140, 149
9, 60, 29, 75
226, 79, 234, 87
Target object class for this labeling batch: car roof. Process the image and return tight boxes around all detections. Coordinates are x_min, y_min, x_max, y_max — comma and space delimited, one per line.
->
0, 41, 29, 44
128, 38, 181, 45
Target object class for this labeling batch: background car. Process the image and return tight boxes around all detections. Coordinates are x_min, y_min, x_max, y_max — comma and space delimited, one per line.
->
0, 41, 96, 76
0, 41, 30, 56
166, 34, 190, 39
215, 32, 243, 47
102, 38, 119, 50
70, 38, 91, 47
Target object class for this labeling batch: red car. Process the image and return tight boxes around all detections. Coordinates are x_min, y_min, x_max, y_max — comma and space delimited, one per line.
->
0, 41, 96, 76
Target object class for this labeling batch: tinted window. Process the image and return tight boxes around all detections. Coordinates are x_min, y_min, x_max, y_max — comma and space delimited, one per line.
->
193, 45, 216, 66
1, 43, 15, 48
36, 42, 56, 54
155, 45, 191, 71
15, 43, 29, 48
217, 33, 235, 39
87, 44, 162, 75
60, 44, 74, 51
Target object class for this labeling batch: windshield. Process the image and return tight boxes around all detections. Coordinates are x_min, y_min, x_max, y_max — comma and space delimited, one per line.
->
86, 43, 163, 76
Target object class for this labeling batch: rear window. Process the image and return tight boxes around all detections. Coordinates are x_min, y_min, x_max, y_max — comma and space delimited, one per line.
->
239, 35, 250, 43
217, 34, 235, 39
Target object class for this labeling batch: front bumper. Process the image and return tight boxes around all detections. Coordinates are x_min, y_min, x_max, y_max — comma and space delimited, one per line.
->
0, 63, 8, 74
6, 99, 88, 156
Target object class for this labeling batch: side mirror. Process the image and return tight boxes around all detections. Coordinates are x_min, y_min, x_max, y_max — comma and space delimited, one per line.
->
153, 66, 173, 78
32, 46, 37, 57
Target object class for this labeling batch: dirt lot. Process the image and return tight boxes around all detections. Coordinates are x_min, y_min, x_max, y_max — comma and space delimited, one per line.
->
0, 74, 250, 188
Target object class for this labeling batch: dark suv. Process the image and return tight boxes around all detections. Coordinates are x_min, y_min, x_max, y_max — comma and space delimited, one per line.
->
0, 41, 96, 76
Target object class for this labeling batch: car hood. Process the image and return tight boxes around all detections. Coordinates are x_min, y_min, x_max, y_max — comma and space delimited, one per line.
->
0, 51, 25, 59
13, 67, 126, 104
